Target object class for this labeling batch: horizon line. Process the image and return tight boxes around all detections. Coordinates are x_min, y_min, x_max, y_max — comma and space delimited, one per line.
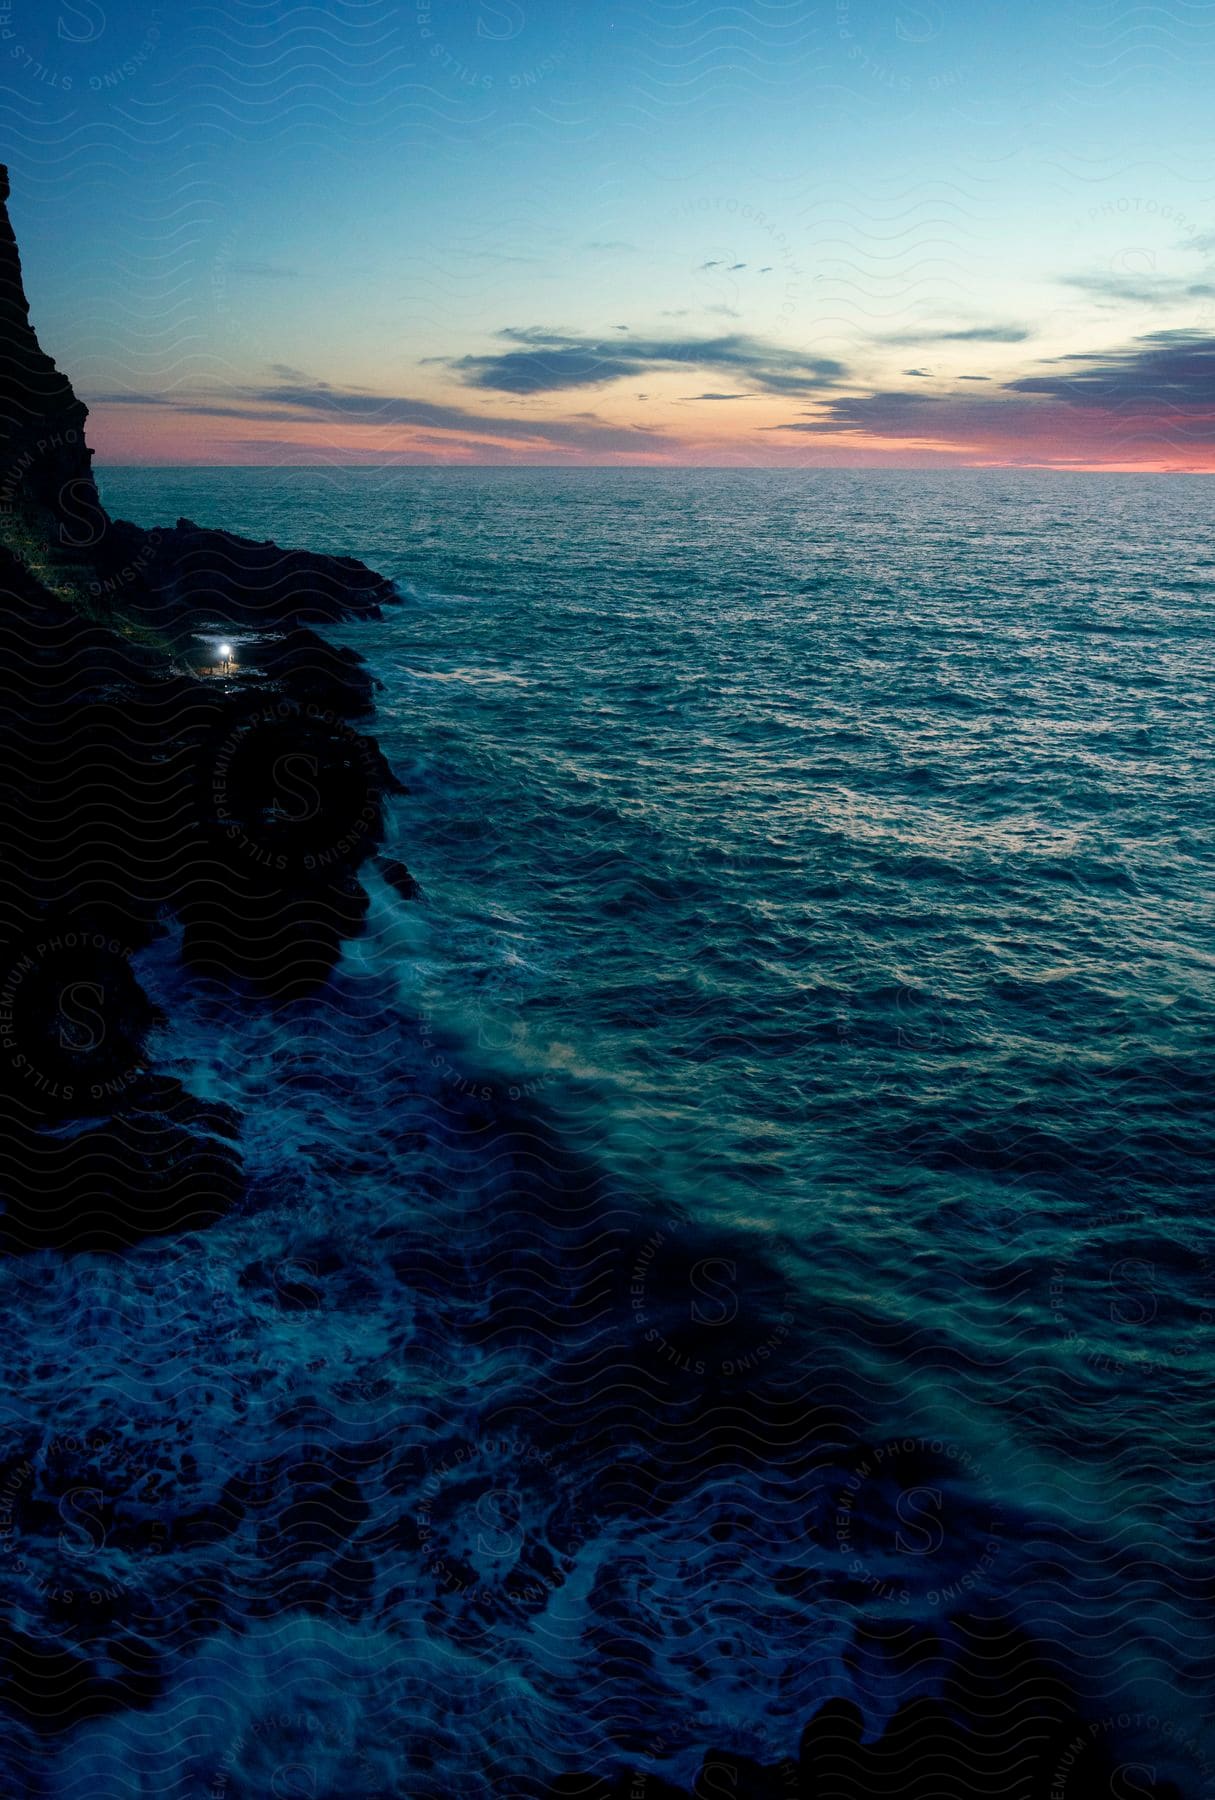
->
94, 462, 1214, 476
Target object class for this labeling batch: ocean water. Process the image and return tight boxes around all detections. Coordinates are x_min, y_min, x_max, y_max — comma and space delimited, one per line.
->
15, 467, 1213, 1796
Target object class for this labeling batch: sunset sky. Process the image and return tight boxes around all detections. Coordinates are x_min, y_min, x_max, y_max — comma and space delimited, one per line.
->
8, 0, 1215, 468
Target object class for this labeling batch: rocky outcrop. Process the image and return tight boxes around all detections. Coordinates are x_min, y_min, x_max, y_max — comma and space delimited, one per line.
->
543, 1624, 1184, 1799
103, 514, 395, 628
0, 163, 400, 1250
0, 165, 99, 543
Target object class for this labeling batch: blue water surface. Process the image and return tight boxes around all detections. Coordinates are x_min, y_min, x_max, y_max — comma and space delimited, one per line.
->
58, 464, 1213, 1798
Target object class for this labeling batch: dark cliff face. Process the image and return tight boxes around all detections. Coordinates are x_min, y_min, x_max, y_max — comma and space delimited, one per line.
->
0, 164, 100, 541
0, 164, 401, 1253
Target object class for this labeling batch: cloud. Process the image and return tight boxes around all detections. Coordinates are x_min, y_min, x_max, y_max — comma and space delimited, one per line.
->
94, 392, 270, 421
449, 327, 848, 397
1062, 272, 1215, 306
92, 391, 178, 406
881, 324, 1031, 345
1179, 230, 1215, 254
252, 379, 677, 449
1006, 327, 1215, 407
903, 367, 932, 377
227, 261, 301, 279
770, 390, 937, 432
765, 328, 1215, 458
97, 328, 1215, 468
92, 375, 682, 455
451, 343, 628, 392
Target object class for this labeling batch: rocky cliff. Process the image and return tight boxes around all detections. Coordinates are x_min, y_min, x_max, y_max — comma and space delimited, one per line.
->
0, 164, 99, 544
0, 163, 401, 1253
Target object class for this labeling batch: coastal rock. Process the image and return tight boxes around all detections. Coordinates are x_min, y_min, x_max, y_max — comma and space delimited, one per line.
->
383, 858, 422, 900
108, 515, 396, 628
539, 1621, 1188, 1800
252, 625, 381, 714
0, 164, 402, 1248
0, 165, 99, 543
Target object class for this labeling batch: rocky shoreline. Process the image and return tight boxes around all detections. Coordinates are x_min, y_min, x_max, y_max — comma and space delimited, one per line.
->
0, 162, 403, 1251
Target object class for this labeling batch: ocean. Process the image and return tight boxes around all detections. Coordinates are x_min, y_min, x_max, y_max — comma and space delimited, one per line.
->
24, 466, 1212, 1795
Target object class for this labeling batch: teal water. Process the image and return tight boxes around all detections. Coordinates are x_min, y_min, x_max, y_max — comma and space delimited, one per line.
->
79, 465, 1215, 1795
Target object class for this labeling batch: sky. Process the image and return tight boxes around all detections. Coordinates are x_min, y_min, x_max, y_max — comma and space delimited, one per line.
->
5, 0, 1215, 469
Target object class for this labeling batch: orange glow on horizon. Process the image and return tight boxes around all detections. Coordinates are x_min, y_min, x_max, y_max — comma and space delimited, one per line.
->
87, 400, 1215, 473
